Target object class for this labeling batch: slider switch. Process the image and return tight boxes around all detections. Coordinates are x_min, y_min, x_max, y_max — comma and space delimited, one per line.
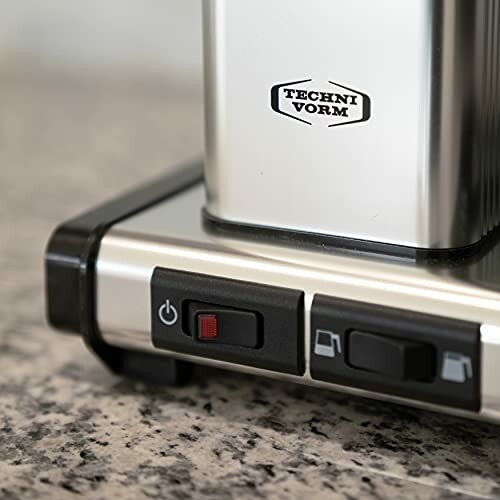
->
348, 331, 435, 381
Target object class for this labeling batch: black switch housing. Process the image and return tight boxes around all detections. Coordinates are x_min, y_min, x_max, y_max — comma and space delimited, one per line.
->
151, 268, 304, 375
310, 295, 480, 411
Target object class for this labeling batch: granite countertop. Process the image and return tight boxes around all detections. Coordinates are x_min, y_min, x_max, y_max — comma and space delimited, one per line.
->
1, 71, 499, 500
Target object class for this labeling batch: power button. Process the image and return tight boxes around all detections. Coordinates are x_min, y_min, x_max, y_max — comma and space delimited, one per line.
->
151, 268, 305, 375
186, 301, 260, 347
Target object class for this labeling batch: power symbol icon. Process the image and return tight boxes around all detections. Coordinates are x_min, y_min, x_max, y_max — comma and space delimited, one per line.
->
158, 300, 178, 326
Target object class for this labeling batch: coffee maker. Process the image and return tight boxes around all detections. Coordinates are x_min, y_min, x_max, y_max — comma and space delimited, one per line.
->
46, 0, 500, 423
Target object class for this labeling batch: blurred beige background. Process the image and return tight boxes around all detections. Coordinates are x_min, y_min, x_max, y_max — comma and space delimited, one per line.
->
0, 0, 202, 90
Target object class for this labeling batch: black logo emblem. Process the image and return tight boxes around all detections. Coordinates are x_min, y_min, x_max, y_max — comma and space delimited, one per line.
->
271, 79, 371, 127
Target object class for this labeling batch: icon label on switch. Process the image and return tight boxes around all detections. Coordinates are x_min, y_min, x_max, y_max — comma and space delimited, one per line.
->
441, 352, 473, 383
314, 330, 342, 358
158, 300, 178, 326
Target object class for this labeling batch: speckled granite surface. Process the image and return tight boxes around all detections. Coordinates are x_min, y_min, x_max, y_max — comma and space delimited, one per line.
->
1, 72, 500, 500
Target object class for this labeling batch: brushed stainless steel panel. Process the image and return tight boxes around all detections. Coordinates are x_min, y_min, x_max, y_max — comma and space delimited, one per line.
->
203, 0, 500, 249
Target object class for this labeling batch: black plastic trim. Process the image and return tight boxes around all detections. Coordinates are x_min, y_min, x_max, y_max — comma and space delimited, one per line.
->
45, 161, 204, 385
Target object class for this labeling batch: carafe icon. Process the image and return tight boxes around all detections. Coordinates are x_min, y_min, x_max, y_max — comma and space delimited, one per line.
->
441, 352, 473, 383
314, 330, 342, 359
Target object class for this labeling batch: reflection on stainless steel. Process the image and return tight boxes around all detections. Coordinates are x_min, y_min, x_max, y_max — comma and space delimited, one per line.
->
203, 0, 500, 250
438, 232, 500, 292
481, 324, 500, 418
95, 184, 500, 422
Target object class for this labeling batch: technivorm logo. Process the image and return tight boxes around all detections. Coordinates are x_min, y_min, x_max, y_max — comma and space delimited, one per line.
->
271, 79, 371, 127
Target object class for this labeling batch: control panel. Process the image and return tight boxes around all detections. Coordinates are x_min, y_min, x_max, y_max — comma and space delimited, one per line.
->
151, 268, 305, 375
151, 269, 480, 412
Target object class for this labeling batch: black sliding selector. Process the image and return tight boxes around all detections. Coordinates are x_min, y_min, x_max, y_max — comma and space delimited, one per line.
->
310, 295, 480, 411
347, 331, 436, 381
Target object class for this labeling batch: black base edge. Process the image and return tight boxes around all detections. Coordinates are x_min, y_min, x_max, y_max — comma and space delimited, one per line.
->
202, 208, 500, 264
45, 161, 204, 385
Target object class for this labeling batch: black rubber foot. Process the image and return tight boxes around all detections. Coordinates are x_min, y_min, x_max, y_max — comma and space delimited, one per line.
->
116, 350, 193, 386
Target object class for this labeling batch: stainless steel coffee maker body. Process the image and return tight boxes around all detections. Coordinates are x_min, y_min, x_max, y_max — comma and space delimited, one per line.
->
203, 0, 500, 253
